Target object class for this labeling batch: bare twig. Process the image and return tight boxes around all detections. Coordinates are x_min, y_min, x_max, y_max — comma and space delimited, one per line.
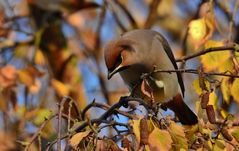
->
113, 0, 138, 29
149, 68, 239, 78
176, 45, 236, 62
107, 2, 127, 32
144, 0, 162, 28
81, 99, 137, 120
75, 96, 151, 132
24, 114, 57, 151
46, 134, 69, 151
57, 96, 74, 151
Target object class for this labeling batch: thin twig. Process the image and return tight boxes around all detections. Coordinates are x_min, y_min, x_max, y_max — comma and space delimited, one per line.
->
75, 97, 151, 132
152, 68, 239, 78
176, 45, 236, 62
113, 0, 138, 28
81, 99, 137, 120
46, 134, 69, 151
24, 114, 57, 151
57, 97, 72, 151
38, 135, 41, 151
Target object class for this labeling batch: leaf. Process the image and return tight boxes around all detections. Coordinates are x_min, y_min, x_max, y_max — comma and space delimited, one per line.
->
51, 79, 70, 96
212, 140, 225, 151
69, 130, 91, 149
221, 77, 231, 104
129, 119, 141, 143
193, 78, 210, 95
140, 118, 149, 145
200, 40, 230, 72
148, 127, 172, 151
34, 49, 46, 65
206, 105, 216, 124
188, 18, 207, 42
231, 127, 239, 143
168, 121, 188, 150
33, 109, 51, 125
231, 78, 239, 103
208, 91, 218, 109
0, 65, 17, 88
29, 79, 41, 94
141, 79, 154, 101
17, 69, 34, 86
95, 139, 121, 151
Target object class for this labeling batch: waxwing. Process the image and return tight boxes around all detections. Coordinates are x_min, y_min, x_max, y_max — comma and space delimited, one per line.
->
104, 29, 198, 125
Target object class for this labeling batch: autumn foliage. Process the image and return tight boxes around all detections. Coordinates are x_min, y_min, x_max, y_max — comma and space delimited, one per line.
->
1, 0, 239, 151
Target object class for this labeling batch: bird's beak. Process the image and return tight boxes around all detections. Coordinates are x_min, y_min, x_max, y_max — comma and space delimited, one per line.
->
107, 64, 123, 79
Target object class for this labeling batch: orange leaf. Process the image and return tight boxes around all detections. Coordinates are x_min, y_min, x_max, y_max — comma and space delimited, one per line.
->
51, 79, 70, 96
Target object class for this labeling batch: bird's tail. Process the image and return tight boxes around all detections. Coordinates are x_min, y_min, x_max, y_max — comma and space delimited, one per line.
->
164, 93, 198, 125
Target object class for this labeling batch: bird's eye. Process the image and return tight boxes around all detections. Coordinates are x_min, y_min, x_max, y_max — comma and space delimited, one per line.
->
114, 55, 122, 68
121, 45, 132, 51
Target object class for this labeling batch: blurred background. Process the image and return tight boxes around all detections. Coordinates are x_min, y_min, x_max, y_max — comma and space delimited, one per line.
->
0, 0, 239, 150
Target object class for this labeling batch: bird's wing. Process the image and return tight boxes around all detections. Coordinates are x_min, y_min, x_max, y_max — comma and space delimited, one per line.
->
155, 34, 185, 96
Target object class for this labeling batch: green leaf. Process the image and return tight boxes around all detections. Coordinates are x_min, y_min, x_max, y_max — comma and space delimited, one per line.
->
33, 109, 51, 125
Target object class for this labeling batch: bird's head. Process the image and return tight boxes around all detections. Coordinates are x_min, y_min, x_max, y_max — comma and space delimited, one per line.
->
104, 38, 137, 79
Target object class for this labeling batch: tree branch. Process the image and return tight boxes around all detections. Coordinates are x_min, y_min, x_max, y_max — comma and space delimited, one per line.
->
75, 96, 151, 132
176, 45, 237, 62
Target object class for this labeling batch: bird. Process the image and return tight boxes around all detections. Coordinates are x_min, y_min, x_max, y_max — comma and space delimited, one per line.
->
104, 29, 198, 125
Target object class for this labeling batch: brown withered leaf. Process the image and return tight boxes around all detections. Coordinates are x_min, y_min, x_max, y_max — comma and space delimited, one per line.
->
121, 137, 132, 149
96, 139, 122, 151
221, 128, 233, 141
141, 79, 154, 101
201, 91, 210, 109
140, 118, 149, 145
206, 105, 216, 124
0, 6, 8, 38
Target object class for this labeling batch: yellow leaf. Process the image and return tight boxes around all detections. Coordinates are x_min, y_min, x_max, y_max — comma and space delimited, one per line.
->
212, 140, 226, 151
221, 77, 231, 104
231, 78, 239, 103
231, 128, 239, 143
188, 18, 207, 42
200, 40, 230, 72
148, 127, 172, 151
51, 79, 70, 96
14, 44, 29, 58
34, 49, 46, 65
168, 121, 188, 150
193, 78, 210, 95
208, 91, 218, 109
218, 59, 234, 73
17, 69, 34, 86
129, 119, 141, 143
69, 130, 91, 149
